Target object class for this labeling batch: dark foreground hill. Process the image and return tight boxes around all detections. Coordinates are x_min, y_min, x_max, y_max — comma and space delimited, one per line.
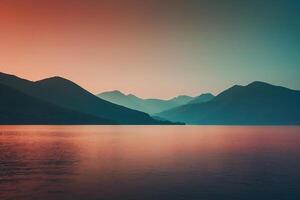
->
157, 81, 300, 125
0, 72, 172, 125
0, 83, 114, 124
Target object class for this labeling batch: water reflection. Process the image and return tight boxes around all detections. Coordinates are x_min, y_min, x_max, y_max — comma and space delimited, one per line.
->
0, 126, 300, 200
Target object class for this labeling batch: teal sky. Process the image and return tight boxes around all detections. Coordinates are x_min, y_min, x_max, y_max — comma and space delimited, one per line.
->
164, 0, 300, 95
0, 0, 299, 98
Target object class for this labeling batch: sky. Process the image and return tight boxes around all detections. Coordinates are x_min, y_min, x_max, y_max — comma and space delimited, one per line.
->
0, 0, 299, 99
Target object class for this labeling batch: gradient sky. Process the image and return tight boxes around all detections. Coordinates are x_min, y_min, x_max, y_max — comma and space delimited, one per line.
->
0, 0, 299, 99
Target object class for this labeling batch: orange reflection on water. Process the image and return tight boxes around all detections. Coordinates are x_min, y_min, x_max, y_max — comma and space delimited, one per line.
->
1, 126, 300, 200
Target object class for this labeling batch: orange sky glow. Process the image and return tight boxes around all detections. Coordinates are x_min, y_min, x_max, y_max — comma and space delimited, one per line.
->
1, 0, 299, 98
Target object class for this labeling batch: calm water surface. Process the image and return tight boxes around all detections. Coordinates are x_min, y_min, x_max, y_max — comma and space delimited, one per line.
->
0, 126, 300, 200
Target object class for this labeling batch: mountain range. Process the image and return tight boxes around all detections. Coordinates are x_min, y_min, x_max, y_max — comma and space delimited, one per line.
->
1, 71, 299, 125
97, 91, 214, 114
0, 72, 174, 125
156, 81, 300, 125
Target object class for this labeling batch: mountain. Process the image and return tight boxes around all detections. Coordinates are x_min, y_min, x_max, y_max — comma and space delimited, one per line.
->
97, 91, 195, 114
0, 72, 170, 125
0, 83, 114, 124
157, 81, 300, 125
169, 95, 194, 105
187, 93, 215, 104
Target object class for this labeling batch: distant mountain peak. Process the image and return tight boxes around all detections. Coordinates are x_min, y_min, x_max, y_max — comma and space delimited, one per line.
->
36, 76, 71, 84
112, 90, 123, 94
231, 84, 243, 89
127, 94, 138, 98
187, 93, 215, 104
247, 81, 273, 87
199, 93, 214, 97
98, 90, 126, 97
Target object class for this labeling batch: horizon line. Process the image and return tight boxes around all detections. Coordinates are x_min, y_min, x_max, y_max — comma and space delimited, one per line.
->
1, 70, 298, 100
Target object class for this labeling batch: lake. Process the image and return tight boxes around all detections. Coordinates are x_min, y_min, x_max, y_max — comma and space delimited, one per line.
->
0, 126, 300, 200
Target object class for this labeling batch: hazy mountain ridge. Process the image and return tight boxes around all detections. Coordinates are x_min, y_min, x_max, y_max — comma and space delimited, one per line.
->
0, 72, 173, 125
187, 93, 215, 104
97, 91, 212, 114
157, 81, 300, 125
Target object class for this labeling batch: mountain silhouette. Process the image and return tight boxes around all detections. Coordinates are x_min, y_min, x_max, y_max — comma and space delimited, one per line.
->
157, 81, 300, 125
187, 93, 215, 104
0, 72, 171, 124
97, 91, 196, 114
0, 83, 114, 124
